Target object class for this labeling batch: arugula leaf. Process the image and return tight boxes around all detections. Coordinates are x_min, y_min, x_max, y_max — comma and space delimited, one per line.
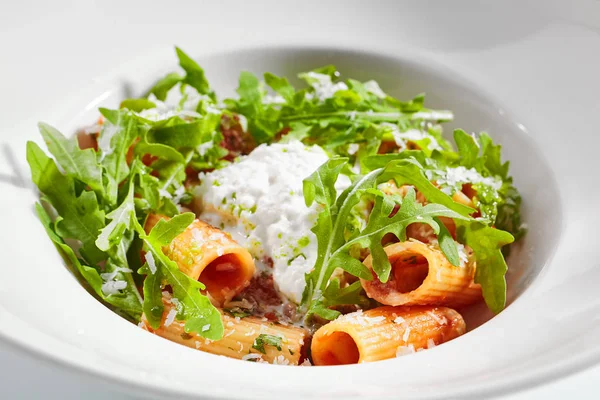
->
35, 202, 104, 297
136, 214, 223, 339
148, 116, 221, 150
435, 217, 460, 267
98, 109, 140, 205
120, 98, 157, 112
453, 129, 479, 169
134, 142, 185, 163
302, 159, 381, 319
27, 141, 106, 264
147, 72, 183, 101
333, 189, 467, 281
252, 334, 283, 354
479, 132, 509, 179
38, 122, 104, 194
278, 122, 311, 144
379, 158, 474, 216
36, 203, 142, 320
237, 71, 263, 116
175, 47, 212, 97
456, 220, 514, 313
95, 179, 136, 252
264, 72, 295, 103
302, 156, 473, 318
322, 280, 368, 308
232, 71, 281, 143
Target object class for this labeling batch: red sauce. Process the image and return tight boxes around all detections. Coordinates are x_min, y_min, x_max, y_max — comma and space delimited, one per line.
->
220, 115, 256, 160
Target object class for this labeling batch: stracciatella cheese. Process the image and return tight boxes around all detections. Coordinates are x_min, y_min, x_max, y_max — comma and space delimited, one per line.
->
195, 141, 349, 303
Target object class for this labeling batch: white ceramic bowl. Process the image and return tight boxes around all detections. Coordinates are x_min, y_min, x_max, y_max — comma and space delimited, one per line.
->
1, 1, 599, 399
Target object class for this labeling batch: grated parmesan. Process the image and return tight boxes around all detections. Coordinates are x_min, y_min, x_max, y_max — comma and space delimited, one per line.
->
402, 327, 411, 342
164, 308, 177, 327
272, 355, 291, 365
436, 166, 502, 195
145, 251, 157, 274
303, 72, 348, 101
426, 311, 448, 326
396, 344, 416, 357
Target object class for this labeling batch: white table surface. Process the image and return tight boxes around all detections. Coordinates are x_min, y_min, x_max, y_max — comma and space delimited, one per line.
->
1, 339, 598, 399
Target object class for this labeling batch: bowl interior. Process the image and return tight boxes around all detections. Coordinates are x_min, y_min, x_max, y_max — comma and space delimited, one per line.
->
0, 46, 565, 400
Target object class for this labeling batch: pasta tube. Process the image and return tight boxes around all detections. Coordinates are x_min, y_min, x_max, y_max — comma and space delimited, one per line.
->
145, 215, 255, 304
311, 306, 465, 365
360, 240, 481, 307
141, 296, 307, 365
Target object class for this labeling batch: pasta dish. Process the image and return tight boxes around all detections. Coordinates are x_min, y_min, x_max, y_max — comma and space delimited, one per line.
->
27, 48, 525, 366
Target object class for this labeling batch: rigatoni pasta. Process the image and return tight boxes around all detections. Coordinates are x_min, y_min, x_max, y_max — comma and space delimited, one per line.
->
142, 295, 308, 364
311, 306, 465, 365
145, 214, 255, 304
360, 240, 482, 307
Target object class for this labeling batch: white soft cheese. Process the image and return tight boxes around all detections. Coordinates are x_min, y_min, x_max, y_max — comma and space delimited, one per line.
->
196, 141, 349, 303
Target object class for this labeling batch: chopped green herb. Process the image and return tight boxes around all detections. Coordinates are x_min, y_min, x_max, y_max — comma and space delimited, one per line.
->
252, 334, 283, 354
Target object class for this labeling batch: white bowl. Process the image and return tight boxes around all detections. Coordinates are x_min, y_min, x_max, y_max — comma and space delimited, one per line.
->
1, 1, 599, 399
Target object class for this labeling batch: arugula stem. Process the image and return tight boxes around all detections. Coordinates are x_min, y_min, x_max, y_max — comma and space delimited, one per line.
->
308, 168, 383, 308
280, 110, 453, 123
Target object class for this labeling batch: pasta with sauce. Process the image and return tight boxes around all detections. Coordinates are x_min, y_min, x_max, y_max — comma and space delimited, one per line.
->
28, 47, 525, 366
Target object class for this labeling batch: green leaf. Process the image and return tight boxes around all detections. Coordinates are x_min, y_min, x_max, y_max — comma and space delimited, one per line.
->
136, 215, 223, 340
454, 129, 479, 169
175, 47, 212, 96
385, 93, 425, 113
252, 334, 283, 354
27, 141, 106, 264
146, 213, 195, 246
303, 157, 348, 208
264, 72, 295, 103
35, 202, 104, 296
134, 142, 185, 163
148, 118, 216, 149
333, 189, 468, 282
301, 160, 381, 319
147, 72, 183, 101
361, 151, 426, 171
38, 122, 104, 194
380, 158, 474, 216
36, 203, 142, 321
236, 71, 263, 116
310, 302, 341, 321
479, 132, 509, 179
278, 122, 311, 144
99, 109, 140, 204
323, 280, 368, 308
435, 217, 460, 267
120, 98, 157, 112
96, 182, 136, 252
141, 260, 165, 328
456, 220, 514, 313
